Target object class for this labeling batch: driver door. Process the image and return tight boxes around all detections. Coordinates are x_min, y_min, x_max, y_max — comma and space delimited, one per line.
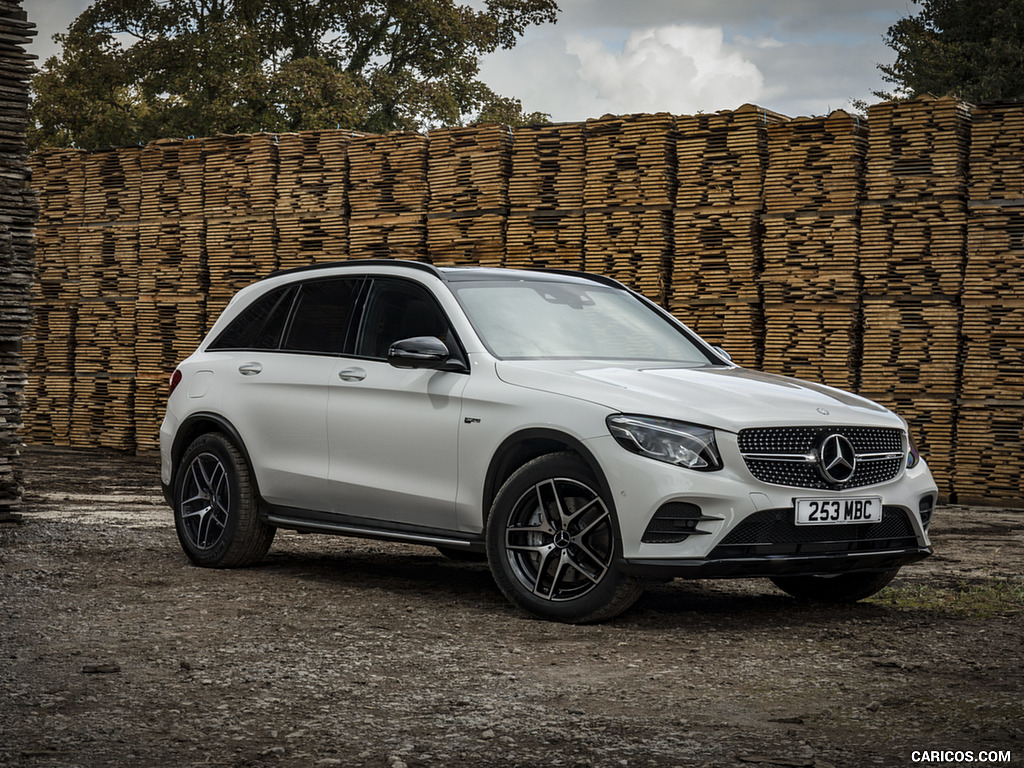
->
326, 277, 468, 530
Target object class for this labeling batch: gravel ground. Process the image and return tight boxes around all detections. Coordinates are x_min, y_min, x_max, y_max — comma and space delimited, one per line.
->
2, 447, 1022, 768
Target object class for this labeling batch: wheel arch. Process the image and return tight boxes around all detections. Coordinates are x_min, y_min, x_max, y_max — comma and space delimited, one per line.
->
170, 413, 261, 499
482, 428, 614, 521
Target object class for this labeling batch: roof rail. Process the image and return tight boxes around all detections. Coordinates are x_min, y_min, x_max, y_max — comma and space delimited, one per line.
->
268, 259, 444, 280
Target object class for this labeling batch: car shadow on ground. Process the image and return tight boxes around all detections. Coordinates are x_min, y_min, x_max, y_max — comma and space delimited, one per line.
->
228, 539, 909, 629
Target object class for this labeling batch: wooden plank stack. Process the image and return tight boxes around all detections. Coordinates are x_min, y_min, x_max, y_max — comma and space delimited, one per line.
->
73, 148, 142, 450
427, 125, 511, 267
859, 96, 971, 495
349, 132, 428, 261
958, 102, 1024, 505
506, 123, 586, 272
672, 105, 787, 366
275, 131, 351, 269
582, 113, 675, 303
0, 0, 36, 514
761, 111, 867, 389
204, 133, 279, 323
134, 137, 207, 450
24, 149, 82, 448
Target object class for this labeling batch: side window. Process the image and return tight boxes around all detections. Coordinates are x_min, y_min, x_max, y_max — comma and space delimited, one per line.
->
208, 286, 294, 350
281, 278, 361, 355
356, 278, 454, 359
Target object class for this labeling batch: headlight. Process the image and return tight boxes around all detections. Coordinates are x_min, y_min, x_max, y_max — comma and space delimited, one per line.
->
907, 432, 921, 468
607, 415, 722, 471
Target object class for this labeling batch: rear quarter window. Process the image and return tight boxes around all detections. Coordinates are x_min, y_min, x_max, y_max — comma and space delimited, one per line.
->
208, 286, 295, 350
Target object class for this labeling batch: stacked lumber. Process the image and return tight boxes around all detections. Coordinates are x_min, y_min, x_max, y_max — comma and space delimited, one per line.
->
204, 134, 279, 323
506, 212, 584, 272
134, 295, 208, 450
276, 131, 351, 269
507, 123, 586, 272
583, 208, 672, 299
71, 148, 142, 450
140, 138, 205, 219
0, 1, 36, 511
135, 138, 207, 450
761, 112, 867, 390
427, 213, 506, 268
676, 104, 787, 209
25, 150, 82, 447
205, 216, 277, 324
349, 133, 428, 262
865, 96, 970, 201
673, 105, 785, 367
428, 125, 511, 266
83, 146, 142, 222
859, 97, 971, 495
957, 102, 1024, 505
859, 199, 967, 297
582, 113, 675, 303
763, 112, 867, 214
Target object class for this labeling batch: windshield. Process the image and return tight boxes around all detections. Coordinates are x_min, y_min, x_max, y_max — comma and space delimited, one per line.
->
451, 279, 715, 364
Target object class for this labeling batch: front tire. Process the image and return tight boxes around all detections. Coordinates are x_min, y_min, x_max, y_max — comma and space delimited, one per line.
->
486, 453, 643, 623
770, 568, 900, 603
173, 432, 275, 568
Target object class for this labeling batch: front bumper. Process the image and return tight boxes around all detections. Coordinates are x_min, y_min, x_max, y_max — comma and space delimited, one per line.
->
587, 432, 938, 563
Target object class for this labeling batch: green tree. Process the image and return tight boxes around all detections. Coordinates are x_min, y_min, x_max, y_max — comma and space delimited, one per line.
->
29, 0, 557, 149
874, 0, 1024, 103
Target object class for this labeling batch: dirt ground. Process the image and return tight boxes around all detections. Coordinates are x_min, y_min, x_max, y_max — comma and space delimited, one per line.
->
1, 447, 1022, 768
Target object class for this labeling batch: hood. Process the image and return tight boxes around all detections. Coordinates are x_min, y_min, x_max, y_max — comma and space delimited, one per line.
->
494, 360, 900, 433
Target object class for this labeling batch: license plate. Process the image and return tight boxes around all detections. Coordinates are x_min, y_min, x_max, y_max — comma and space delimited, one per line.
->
794, 497, 882, 525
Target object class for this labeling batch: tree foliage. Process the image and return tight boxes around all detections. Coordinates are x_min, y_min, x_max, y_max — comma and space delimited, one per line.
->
875, 0, 1024, 103
29, 0, 558, 149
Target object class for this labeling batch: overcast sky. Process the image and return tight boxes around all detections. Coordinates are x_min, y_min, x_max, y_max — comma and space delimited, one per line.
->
27, 0, 912, 121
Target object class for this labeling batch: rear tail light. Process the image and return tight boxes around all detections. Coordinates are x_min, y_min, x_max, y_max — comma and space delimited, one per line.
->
168, 369, 183, 398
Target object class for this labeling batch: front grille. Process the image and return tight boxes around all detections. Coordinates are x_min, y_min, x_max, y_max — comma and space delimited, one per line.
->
710, 506, 918, 559
738, 426, 905, 490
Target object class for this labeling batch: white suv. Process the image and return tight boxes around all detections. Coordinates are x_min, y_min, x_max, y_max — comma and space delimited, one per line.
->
160, 260, 937, 622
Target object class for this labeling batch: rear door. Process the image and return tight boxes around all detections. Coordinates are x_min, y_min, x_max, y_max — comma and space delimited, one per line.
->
211, 277, 363, 512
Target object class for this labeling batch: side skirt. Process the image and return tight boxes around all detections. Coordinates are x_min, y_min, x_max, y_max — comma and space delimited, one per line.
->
263, 505, 486, 554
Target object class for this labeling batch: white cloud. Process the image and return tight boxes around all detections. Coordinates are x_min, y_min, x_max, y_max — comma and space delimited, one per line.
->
565, 25, 764, 116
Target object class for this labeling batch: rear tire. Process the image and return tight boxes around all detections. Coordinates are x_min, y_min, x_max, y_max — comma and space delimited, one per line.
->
770, 568, 900, 603
486, 452, 643, 623
173, 432, 275, 568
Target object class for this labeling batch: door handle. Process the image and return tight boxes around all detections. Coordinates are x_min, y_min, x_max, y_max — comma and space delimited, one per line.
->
238, 362, 263, 376
338, 367, 367, 382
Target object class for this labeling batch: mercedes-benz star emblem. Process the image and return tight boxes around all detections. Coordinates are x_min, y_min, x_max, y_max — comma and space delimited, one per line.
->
819, 433, 857, 484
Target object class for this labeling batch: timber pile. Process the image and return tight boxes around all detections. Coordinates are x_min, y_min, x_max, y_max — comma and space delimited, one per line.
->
858, 97, 971, 494
760, 112, 867, 390
582, 114, 675, 303
0, 0, 35, 512
865, 96, 970, 201
135, 138, 207, 450
276, 131, 351, 270
672, 106, 785, 367
958, 102, 1024, 504
349, 133, 428, 261
204, 134, 279, 321
24, 150, 81, 448
74, 148, 141, 450
506, 123, 586, 272
428, 125, 511, 267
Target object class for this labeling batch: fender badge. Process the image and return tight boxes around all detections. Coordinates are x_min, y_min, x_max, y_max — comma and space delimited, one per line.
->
817, 407, 830, 416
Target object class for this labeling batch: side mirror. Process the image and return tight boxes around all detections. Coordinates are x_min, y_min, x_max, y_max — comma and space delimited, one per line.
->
712, 345, 732, 363
388, 336, 464, 371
